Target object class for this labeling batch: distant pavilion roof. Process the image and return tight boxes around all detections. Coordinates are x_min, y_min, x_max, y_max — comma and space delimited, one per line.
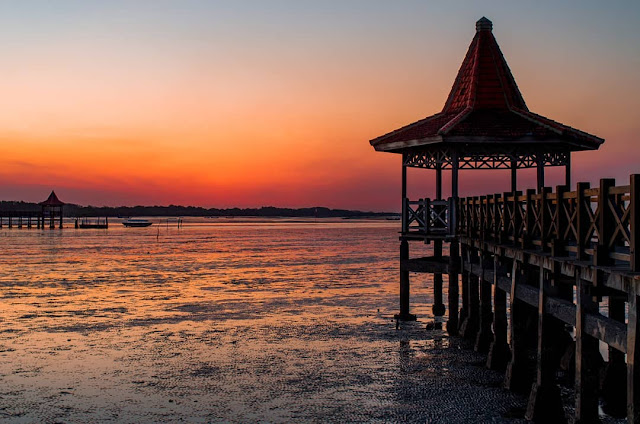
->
39, 190, 65, 207
370, 17, 604, 153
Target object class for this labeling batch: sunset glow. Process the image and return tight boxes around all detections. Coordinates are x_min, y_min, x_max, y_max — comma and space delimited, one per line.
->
1, 1, 639, 210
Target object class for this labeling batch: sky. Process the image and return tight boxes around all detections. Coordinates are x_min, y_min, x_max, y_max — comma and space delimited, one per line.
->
0, 1, 639, 211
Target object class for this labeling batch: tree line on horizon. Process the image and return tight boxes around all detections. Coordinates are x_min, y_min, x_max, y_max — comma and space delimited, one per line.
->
0, 201, 397, 218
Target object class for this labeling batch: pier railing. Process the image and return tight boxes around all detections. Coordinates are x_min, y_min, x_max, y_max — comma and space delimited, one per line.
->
403, 175, 639, 270
457, 175, 640, 271
402, 197, 455, 237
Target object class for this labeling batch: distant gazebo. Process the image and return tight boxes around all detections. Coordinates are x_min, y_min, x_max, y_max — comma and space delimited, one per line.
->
369, 17, 604, 322
39, 190, 65, 229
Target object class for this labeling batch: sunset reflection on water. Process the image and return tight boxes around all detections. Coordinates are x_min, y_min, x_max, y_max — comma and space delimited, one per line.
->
0, 218, 450, 421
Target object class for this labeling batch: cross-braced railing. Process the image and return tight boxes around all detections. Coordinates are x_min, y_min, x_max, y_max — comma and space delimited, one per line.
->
402, 197, 456, 237
403, 175, 640, 271
456, 175, 640, 271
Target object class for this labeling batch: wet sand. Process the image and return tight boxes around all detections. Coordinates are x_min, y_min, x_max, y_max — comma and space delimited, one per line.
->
0, 219, 527, 422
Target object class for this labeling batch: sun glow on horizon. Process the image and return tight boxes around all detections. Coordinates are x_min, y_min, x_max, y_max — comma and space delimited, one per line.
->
1, 1, 639, 210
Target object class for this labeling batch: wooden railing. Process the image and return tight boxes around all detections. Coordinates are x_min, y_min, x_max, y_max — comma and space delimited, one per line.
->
403, 175, 640, 271
402, 197, 455, 237
457, 175, 640, 271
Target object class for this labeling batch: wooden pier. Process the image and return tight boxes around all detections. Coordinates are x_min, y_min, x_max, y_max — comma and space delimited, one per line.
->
369, 17, 638, 423
399, 178, 640, 422
0, 190, 66, 229
0, 211, 46, 229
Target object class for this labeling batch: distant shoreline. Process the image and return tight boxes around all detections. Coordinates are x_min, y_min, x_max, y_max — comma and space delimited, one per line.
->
0, 200, 399, 219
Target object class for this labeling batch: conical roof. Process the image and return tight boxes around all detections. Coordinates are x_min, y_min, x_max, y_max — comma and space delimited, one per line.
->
370, 17, 604, 152
39, 190, 65, 206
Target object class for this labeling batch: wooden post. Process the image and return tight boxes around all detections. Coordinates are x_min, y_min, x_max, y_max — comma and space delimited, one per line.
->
493, 193, 502, 244
628, 289, 640, 423
565, 153, 571, 189
447, 240, 459, 335
631, 174, 640, 272
576, 182, 590, 261
433, 239, 445, 317
475, 251, 493, 353
511, 157, 517, 192
575, 270, 601, 422
458, 243, 469, 333
59, 206, 63, 229
397, 240, 416, 321
525, 266, 566, 422
552, 185, 568, 257
402, 159, 408, 234
512, 191, 522, 245
522, 189, 535, 249
595, 178, 616, 266
601, 294, 627, 418
537, 154, 545, 191
539, 187, 551, 253
505, 261, 533, 393
479, 196, 486, 241
460, 247, 479, 340
487, 256, 509, 370
452, 151, 459, 199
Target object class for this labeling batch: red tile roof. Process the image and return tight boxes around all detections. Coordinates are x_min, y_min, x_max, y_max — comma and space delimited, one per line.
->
370, 17, 604, 152
39, 190, 65, 206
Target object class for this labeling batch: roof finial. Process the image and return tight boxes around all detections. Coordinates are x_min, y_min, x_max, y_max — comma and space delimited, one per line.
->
476, 17, 493, 32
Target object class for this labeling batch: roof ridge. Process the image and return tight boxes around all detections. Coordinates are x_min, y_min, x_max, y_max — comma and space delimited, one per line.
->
439, 107, 473, 135
370, 112, 446, 146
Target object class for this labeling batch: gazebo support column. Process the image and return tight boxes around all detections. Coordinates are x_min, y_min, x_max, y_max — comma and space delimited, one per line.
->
537, 154, 545, 191
511, 158, 517, 192
397, 239, 415, 321
447, 153, 460, 334
433, 163, 445, 317
397, 156, 415, 322
565, 153, 571, 189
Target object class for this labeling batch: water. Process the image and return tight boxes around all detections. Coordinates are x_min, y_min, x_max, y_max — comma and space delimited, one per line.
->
0, 218, 525, 423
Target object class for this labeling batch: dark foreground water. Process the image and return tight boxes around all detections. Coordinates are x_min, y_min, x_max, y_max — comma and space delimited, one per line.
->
0, 218, 526, 423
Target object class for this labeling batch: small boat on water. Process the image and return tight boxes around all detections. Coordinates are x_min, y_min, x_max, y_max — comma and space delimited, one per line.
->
122, 218, 153, 227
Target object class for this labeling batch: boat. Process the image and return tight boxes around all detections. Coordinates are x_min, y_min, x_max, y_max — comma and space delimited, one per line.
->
122, 218, 152, 227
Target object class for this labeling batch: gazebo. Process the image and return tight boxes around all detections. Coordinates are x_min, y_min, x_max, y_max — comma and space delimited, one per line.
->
39, 190, 65, 229
369, 17, 604, 322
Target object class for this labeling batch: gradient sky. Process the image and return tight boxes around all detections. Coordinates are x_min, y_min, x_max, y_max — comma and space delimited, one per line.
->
1, 1, 639, 210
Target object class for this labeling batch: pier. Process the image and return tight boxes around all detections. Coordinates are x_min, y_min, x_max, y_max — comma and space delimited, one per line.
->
371, 17, 638, 422
0, 211, 45, 229
0, 190, 66, 229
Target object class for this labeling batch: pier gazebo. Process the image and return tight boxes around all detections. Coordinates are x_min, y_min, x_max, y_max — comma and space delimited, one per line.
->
39, 190, 65, 229
370, 17, 603, 321
366, 17, 640, 424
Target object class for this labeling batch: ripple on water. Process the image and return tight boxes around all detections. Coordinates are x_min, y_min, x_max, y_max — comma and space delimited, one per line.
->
0, 220, 531, 423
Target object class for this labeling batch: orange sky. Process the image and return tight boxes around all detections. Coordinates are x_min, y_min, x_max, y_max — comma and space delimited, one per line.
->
1, 2, 639, 210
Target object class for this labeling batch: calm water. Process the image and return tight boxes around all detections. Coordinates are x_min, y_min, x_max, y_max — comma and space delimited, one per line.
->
0, 218, 524, 423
